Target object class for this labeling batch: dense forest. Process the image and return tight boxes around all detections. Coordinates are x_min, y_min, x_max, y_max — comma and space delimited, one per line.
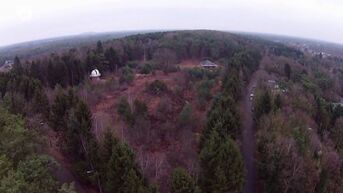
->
1, 30, 343, 193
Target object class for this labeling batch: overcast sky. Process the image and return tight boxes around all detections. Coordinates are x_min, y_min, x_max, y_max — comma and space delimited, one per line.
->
0, 0, 343, 46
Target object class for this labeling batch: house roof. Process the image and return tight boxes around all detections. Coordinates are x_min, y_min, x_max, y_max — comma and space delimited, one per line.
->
200, 60, 218, 67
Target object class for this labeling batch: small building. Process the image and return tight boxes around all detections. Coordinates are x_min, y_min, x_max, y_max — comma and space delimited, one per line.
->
200, 60, 218, 69
4, 60, 13, 65
90, 69, 101, 80
0, 60, 14, 73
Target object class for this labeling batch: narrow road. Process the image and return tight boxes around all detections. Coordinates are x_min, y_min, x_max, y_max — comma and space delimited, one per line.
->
242, 64, 265, 193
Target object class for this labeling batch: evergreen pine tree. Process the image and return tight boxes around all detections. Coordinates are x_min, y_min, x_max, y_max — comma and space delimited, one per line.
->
13, 56, 23, 75
32, 88, 50, 119
121, 169, 144, 193
284, 63, 291, 80
105, 143, 136, 193
274, 94, 282, 111
50, 89, 69, 131
105, 47, 119, 72
200, 94, 240, 146
199, 130, 245, 193
171, 168, 196, 193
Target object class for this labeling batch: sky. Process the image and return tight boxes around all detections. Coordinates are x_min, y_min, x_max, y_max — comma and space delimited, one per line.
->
0, 0, 343, 46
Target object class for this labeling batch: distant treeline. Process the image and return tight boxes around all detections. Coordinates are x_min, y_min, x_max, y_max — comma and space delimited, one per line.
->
3, 31, 289, 89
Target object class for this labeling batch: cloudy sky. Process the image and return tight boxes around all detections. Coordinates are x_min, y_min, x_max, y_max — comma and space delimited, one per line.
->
0, 0, 342, 46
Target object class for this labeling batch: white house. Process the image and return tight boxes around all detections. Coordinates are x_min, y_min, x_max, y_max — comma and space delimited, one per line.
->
90, 69, 101, 80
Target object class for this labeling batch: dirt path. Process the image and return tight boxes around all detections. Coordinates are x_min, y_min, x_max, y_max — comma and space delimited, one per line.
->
242, 61, 267, 193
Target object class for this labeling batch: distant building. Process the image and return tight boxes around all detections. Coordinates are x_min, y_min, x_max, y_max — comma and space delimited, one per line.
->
4, 60, 13, 65
0, 60, 14, 73
90, 69, 101, 80
200, 60, 218, 69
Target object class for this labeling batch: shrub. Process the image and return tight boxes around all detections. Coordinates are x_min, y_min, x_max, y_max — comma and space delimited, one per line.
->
117, 97, 133, 124
126, 61, 138, 68
139, 63, 154, 74
187, 68, 205, 80
197, 80, 215, 101
119, 66, 134, 84
2, 92, 26, 115
133, 99, 148, 117
162, 65, 179, 73
178, 103, 193, 127
171, 167, 196, 193
147, 80, 167, 95
187, 67, 220, 81
254, 89, 272, 120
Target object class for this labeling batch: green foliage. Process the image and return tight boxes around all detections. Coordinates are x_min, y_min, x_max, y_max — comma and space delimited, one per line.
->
198, 57, 247, 193
105, 143, 150, 193
139, 63, 154, 74
284, 63, 291, 79
0, 109, 60, 193
65, 100, 99, 181
0, 109, 35, 164
117, 97, 134, 125
0, 72, 44, 115
96, 41, 104, 53
171, 168, 196, 193
147, 80, 168, 95
104, 47, 120, 72
126, 61, 139, 69
32, 88, 50, 119
12, 56, 24, 75
314, 71, 333, 91
199, 131, 245, 193
120, 66, 134, 84
50, 89, 100, 182
300, 74, 320, 94
314, 97, 331, 136
61, 50, 87, 86
133, 99, 148, 118
178, 103, 193, 127
201, 94, 240, 143
222, 70, 241, 100
196, 80, 214, 104
15, 156, 59, 193
331, 105, 343, 125
100, 129, 118, 164
292, 127, 310, 155
273, 94, 282, 111
269, 44, 304, 59
98, 130, 155, 193
187, 68, 206, 80
254, 90, 272, 120
2, 92, 26, 115
0, 74, 10, 98
50, 89, 79, 131
332, 118, 343, 155
187, 68, 220, 81
228, 49, 262, 80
